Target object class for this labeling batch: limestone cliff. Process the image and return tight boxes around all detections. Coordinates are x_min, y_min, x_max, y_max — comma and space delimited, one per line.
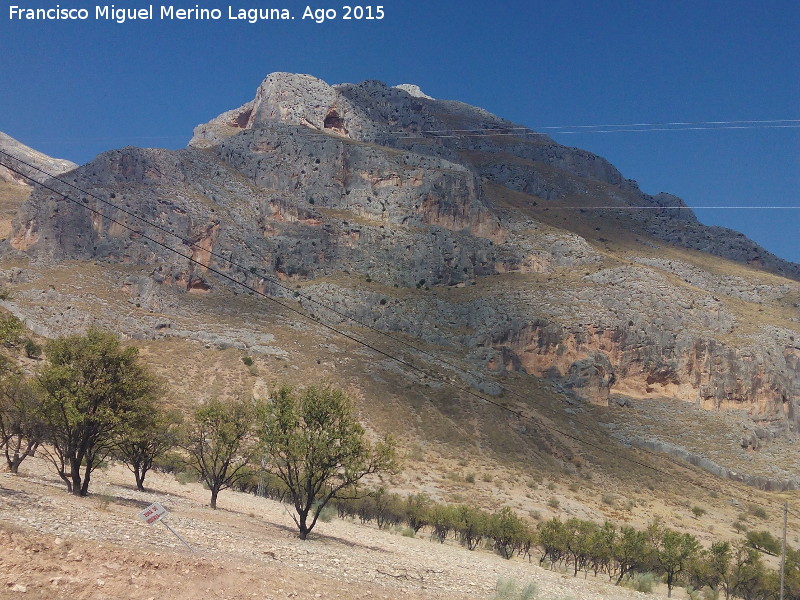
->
6, 72, 800, 440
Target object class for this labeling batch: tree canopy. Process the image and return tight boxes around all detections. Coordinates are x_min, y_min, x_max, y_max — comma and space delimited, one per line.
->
37, 328, 161, 496
258, 385, 397, 540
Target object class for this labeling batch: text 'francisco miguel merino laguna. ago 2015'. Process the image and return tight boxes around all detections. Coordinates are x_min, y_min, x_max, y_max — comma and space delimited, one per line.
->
8, 4, 386, 24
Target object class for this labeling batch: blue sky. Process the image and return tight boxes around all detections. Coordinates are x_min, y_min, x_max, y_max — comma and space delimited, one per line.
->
2, 0, 798, 263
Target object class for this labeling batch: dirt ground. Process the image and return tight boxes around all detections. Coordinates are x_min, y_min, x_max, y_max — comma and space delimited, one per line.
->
0, 457, 672, 600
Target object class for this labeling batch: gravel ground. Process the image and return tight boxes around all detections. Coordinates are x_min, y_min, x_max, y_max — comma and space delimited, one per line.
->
1, 457, 666, 600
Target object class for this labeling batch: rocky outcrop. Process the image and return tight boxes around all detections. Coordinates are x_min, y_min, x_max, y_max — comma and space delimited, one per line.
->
0, 131, 76, 186
485, 318, 799, 429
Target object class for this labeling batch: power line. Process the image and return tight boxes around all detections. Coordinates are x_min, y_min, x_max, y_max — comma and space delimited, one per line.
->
528, 206, 800, 210
8, 118, 798, 151
398, 124, 800, 139
0, 151, 794, 514
0, 150, 666, 472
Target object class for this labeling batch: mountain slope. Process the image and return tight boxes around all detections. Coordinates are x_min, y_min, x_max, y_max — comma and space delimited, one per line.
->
2, 73, 798, 489
0, 131, 77, 187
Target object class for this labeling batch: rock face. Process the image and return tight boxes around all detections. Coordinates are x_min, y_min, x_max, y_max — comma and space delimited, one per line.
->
0, 131, 77, 186
7, 72, 800, 435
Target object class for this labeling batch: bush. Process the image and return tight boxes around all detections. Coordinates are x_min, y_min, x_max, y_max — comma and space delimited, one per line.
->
746, 530, 781, 556
601, 493, 617, 506
621, 571, 659, 593
23, 338, 42, 359
691, 506, 707, 518
242, 356, 254, 366
314, 502, 337, 523
747, 504, 768, 520
175, 470, 199, 485
548, 497, 560, 509
492, 577, 537, 600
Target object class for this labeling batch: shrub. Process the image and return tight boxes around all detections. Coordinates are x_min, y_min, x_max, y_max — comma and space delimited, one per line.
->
747, 504, 768, 520
548, 497, 560, 509
23, 338, 42, 359
622, 571, 659, 593
242, 356, 254, 367
691, 506, 707, 518
492, 577, 537, 600
465, 472, 476, 484
746, 530, 781, 556
314, 502, 337, 523
175, 470, 199, 485
601, 493, 618, 506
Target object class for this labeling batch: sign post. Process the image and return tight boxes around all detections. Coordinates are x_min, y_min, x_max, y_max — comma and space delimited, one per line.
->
137, 502, 195, 553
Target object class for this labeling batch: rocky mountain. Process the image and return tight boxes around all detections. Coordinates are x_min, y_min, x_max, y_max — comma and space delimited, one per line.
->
0, 131, 77, 186
3, 73, 799, 486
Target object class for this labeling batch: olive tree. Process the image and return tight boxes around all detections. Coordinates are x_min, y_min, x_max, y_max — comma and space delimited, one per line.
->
37, 329, 160, 496
258, 385, 398, 540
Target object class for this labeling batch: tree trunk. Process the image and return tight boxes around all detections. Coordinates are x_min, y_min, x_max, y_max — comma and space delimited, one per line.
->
298, 508, 310, 540
210, 486, 219, 509
70, 457, 83, 496
134, 468, 145, 492
80, 464, 91, 497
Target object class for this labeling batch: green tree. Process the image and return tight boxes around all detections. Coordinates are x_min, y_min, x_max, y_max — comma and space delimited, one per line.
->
0, 373, 45, 473
114, 406, 180, 491
692, 540, 733, 600
430, 503, 459, 543
587, 521, 616, 577
258, 385, 398, 540
489, 506, 529, 560
184, 397, 256, 509
564, 517, 598, 576
648, 519, 700, 598
612, 525, 649, 585
37, 329, 160, 496
538, 517, 568, 567
371, 486, 403, 530
456, 504, 489, 551
404, 493, 432, 534
731, 542, 771, 600
0, 314, 25, 348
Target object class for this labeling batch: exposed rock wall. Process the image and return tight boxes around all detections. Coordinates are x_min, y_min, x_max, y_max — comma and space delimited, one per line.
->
6, 72, 800, 435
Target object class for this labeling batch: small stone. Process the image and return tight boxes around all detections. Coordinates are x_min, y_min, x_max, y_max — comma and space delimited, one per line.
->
10, 584, 27, 593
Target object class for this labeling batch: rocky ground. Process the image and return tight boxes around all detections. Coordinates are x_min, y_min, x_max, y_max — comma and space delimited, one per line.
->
1, 457, 668, 600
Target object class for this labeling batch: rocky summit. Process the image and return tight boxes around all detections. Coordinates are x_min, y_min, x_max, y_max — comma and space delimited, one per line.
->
3, 73, 799, 486
0, 131, 77, 187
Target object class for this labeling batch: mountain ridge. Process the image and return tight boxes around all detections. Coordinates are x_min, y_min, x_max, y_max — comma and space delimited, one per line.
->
1, 73, 798, 486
